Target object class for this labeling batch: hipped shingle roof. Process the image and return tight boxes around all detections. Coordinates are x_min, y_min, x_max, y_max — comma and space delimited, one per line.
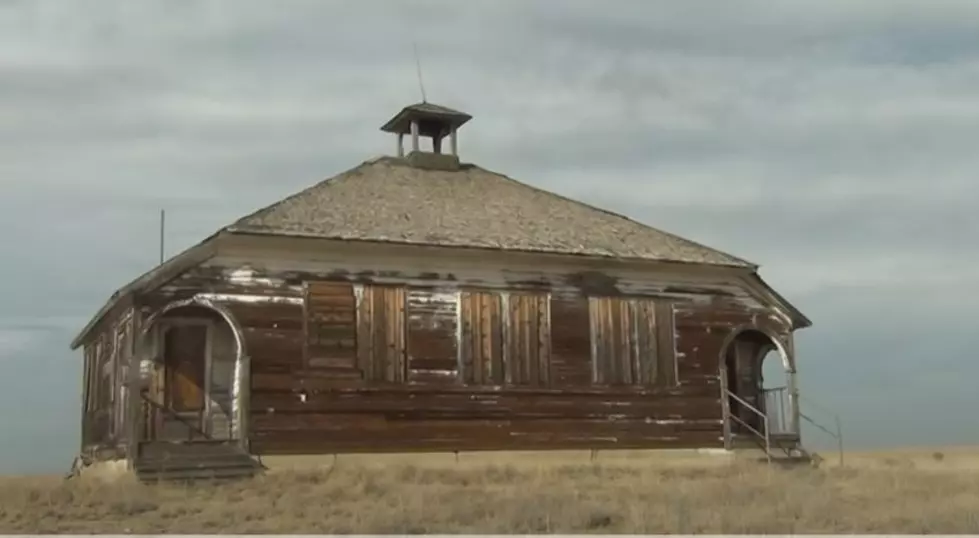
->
227, 156, 754, 267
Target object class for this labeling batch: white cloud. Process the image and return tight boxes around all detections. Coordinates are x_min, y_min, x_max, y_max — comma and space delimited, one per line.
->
0, 329, 45, 361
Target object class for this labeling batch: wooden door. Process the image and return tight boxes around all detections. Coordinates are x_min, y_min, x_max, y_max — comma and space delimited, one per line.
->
163, 324, 208, 413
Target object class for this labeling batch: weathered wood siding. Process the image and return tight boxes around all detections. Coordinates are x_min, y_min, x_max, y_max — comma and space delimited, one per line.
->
305, 281, 358, 375
80, 302, 134, 457
406, 289, 458, 384
589, 297, 664, 386
503, 292, 549, 386
459, 290, 504, 384
548, 294, 593, 386
135, 239, 794, 455
358, 284, 406, 382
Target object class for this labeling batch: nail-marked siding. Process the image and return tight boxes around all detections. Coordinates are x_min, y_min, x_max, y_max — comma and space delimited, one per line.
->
589, 297, 668, 386
356, 284, 407, 383
305, 281, 359, 378
406, 289, 460, 384
458, 290, 504, 385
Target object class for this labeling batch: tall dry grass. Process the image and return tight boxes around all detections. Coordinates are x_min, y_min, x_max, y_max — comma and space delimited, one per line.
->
2, 448, 978, 533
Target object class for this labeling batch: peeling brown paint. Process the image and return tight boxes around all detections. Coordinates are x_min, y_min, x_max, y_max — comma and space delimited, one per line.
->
78, 243, 801, 462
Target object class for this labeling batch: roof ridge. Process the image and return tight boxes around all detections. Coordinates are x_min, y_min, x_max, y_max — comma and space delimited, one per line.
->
464, 163, 756, 268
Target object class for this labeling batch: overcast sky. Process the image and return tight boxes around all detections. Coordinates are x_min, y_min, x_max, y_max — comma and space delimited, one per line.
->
2, 0, 978, 474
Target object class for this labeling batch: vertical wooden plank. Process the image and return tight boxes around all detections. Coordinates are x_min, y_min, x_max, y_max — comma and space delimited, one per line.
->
301, 282, 310, 376
125, 307, 143, 458
548, 294, 592, 387
596, 298, 611, 385
517, 294, 525, 385
603, 298, 614, 384
476, 292, 485, 384
538, 294, 551, 387
635, 299, 658, 385
386, 286, 398, 383
497, 292, 549, 387
355, 285, 372, 376
587, 297, 599, 384
458, 290, 505, 386
384, 287, 396, 382
111, 323, 125, 440
588, 297, 666, 386
459, 292, 473, 384
119, 312, 133, 442
81, 343, 93, 448
510, 294, 517, 386
624, 299, 635, 384
395, 286, 407, 383
656, 300, 677, 385
475, 293, 485, 384
487, 293, 503, 384
405, 289, 459, 384
614, 299, 628, 385
93, 335, 104, 412
628, 299, 640, 385
511, 296, 521, 385
501, 293, 512, 385
370, 286, 386, 381
521, 295, 532, 385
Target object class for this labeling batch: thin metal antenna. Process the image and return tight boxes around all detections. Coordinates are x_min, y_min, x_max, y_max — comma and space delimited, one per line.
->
413, 42, 427, 103
159, 209, 165, 265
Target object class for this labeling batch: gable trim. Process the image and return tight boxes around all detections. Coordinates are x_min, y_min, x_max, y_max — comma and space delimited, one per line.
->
68, 233, 222, 350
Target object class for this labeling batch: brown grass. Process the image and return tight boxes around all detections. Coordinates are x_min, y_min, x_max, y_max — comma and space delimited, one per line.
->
2, 448, 978, 534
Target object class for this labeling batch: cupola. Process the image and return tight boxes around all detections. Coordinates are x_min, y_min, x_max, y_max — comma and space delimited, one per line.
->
380, 102, 472, 170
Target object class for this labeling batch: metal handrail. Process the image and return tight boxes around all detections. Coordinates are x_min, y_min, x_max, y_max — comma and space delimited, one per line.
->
725, 388, 771, 462
139, 388, 211, 442
797, 393, 844, 464
800, 408, 845, 467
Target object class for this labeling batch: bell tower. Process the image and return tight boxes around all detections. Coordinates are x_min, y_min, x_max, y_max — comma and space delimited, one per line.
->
380, 102, 472, 170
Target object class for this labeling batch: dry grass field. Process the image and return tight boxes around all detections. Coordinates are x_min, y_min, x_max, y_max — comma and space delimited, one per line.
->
2, 447, 978, 534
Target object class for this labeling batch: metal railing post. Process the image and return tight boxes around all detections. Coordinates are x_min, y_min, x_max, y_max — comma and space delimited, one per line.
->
835, 415, 844, 467
727, 390, 772, 461
719, 369, 733, 450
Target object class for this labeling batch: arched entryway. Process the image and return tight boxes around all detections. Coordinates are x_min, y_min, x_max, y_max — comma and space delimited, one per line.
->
136, 298, 246, 444
721, 328, 797, 438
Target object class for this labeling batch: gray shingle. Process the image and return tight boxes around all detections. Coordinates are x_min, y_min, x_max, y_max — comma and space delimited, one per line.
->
227, 156, 753, 267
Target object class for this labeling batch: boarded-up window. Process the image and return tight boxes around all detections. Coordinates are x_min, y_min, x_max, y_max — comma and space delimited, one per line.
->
459, 291, 504, 384
356, 284, 407, 383
97, 332, 113, 411
84, 343, 97, 412
406, 288, 459, 384
504, 292, 551, 386
305, 281, 360, 379
549, 295, 592, 386
458, 291, 550, 386
590, 297, 673, 386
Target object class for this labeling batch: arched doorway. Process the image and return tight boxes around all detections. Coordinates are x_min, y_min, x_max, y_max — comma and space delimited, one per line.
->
721, 329, 796, 438
137, 300, 245, 443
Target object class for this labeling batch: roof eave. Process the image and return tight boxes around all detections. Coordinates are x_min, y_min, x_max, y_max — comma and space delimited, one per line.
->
743, 270, 813, 330
68, 232, 223, 350
379, 106, 473, 134
221, 228, 755, 271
